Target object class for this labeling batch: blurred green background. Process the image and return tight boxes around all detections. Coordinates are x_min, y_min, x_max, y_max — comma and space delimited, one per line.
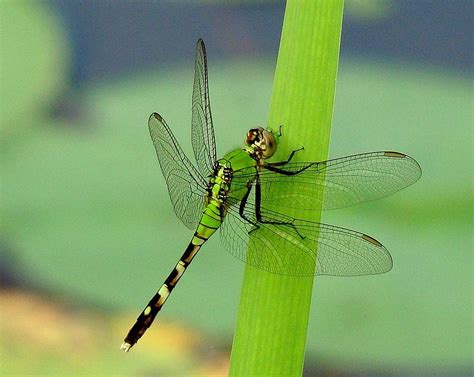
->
1, 1, 472, 376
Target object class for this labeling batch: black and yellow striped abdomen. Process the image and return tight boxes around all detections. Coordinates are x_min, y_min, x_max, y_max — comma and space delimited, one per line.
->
121, 198, 223, 351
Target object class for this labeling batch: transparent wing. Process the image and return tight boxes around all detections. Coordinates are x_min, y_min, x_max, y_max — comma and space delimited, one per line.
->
232, 151, 422, 212
148, 112, 207, 229
191, 39, 217, 177
220, 197, 392, 277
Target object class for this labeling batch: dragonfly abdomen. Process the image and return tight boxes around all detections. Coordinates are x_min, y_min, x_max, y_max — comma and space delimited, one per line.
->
121, 229, 212, 352
121, 203, 224, 352
195, 199, 223, 239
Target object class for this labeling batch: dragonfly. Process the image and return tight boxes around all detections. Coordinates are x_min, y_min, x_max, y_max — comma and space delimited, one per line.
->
121, 39, 421, 352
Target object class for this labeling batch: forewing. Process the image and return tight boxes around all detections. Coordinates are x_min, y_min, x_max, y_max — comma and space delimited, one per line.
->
232, 151, 421, 211
148, 112, 207, 229
191, 39, 217, 177
220, 199, 392, 276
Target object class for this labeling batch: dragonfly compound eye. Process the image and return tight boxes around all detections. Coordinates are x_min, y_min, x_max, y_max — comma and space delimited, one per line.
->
261, 129, 277, 158
246, 128, 260, 145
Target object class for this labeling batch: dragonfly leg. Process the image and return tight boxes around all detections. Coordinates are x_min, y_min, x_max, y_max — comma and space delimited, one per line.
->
238, 172, 306, 240
247, 218, 306, 239
253, 172, 305, 239
238, 180, 261, 229
267, 147, 304, 167
263, 161, 315, 176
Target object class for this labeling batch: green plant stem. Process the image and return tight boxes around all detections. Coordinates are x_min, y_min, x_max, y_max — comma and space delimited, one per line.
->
228, 1, 344, 376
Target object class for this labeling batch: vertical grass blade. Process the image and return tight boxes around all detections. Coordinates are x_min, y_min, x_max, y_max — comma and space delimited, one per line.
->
228, 1, 344, 375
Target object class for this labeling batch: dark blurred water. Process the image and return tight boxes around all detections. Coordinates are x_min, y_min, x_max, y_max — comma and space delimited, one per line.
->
51, 0, 472, 88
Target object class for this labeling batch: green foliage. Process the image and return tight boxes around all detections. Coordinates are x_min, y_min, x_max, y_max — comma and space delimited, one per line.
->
0, 1, 69, 142
228, 1, 344, 375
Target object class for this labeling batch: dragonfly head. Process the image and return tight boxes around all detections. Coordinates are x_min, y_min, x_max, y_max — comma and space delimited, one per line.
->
245, 127, 279, 159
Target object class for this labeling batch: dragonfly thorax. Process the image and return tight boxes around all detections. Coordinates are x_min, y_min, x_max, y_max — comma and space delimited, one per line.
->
208, 163, 232, 203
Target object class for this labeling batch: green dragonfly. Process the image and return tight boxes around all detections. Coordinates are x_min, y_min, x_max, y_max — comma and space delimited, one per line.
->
121, 39, 421, 352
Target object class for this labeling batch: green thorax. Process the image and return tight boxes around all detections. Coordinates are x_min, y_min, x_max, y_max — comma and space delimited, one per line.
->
206, 147, 257, 205
219, 147, 256, 172
217, 147, 257, 203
